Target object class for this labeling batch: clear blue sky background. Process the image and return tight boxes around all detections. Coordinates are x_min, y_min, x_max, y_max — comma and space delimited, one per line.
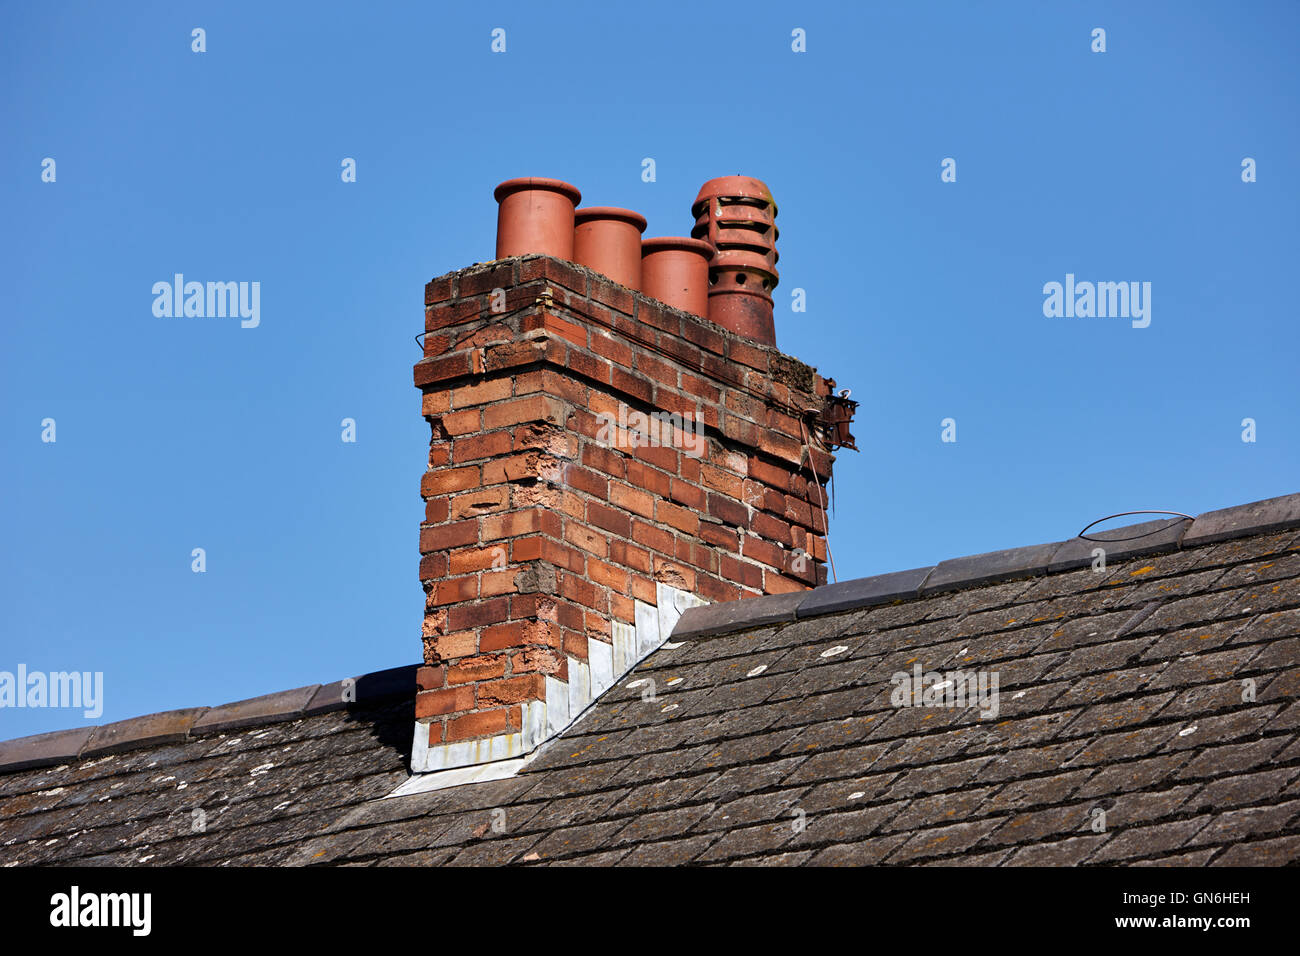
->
2, 1, 1296, 738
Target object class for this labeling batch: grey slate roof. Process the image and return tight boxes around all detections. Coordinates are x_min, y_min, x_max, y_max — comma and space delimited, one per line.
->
1, 493, 1298, 866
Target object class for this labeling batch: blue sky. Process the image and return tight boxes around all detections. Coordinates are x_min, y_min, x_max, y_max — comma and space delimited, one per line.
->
2, 1, 1296, 738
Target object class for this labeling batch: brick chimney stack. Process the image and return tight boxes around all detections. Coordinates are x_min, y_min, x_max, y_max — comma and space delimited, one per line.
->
410, 176, 849, 775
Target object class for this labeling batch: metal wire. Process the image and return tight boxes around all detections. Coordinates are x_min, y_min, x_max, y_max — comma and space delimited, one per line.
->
799, 417, 836, 583
1077, 510, 1194, 542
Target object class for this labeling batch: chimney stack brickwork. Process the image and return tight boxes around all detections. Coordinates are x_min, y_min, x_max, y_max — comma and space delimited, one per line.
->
412, 253, 839, 770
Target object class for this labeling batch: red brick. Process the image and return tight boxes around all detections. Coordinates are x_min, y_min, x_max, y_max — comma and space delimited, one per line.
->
630, 574, 657, 603
632, 439, 679, 474
422, 390, 451, 416
707, 493, 750, 528
522, 312, 588, 348
480, 620, 562, 653
414, 352, 472, 388
611, 593, 635, 623
446, 653, 507, 685
446, 708, 510, 742
582, 442, 626, 479
728, 340, 771, 373
452, 430, 513, 464
519, 256, 588, 290
590, 328, 635, 368
561, 573, 606, 612
484, 453, 551, 486
447, 596, 511, 631
562, 463, 609, 499
610, 367, 654, 405
637, 353, 679, 388
741, 533, 786, 570
587, 557, 630, 593
554, 598, 585, 632
425, 275, 455, 305
450, 486, 510, 520
418, 552, 448, 581
657, 500, 700, 535
631, 518, 675, 556
480, 568, 521, 597
484, 395, 568, 430
435, 408, 483, 438
589, 276, 636, 316
751, 510, 794, 546
476, 673, 547, 707
587, 500, 632, 538
564, 629, 589, 659
421, 466, 479, 496
482, 508, 563, 542
609, 482, 655, 519
681, 318, 725, 355
608, 537, 652, 573
415, 685, 475, 718
764, 569, 807, 595
652, 557, 696, 591
420, 520, 479, 552
699, 521, 740, 553
453, 377, 513, 408
423, 497, 450, 524
564, 347, 613, 387
431, 575, 479, 606
564, 522, 608, 559
428, 630, 477, 662
625, 460, 672, 498
669, 478, 706, 510
697, 573, 743, 604
448, 544, 509, 575
416, 665, 445, 691
720, 554, 765, 590
680, 372, 721, 404
511, 647, 566, 675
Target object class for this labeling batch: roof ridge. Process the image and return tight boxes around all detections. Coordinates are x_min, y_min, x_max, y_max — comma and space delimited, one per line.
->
671, 492, 1300, 640
0, 664, 418, 775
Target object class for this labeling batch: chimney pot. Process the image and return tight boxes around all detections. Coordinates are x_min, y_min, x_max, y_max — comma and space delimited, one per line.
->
573, 207, 648, 291
493, 177, 582, 260
639, 236, 713, 318
691, 175, 780, 346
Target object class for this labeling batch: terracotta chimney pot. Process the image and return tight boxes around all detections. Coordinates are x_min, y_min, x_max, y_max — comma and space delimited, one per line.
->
573, 207, 648, 290
640, 237, 713, 318
494, 177, 582, 260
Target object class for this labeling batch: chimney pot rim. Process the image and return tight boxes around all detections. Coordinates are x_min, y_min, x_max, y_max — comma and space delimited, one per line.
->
640, 236, 715, 259
493, 177, 582, 205
574, 206, 648, 232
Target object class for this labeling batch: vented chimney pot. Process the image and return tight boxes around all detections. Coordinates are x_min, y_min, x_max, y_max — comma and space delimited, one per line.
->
692, 176, 780, 347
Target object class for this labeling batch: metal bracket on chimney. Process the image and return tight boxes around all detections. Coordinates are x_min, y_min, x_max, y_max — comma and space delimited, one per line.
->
814, 381, 859, 451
